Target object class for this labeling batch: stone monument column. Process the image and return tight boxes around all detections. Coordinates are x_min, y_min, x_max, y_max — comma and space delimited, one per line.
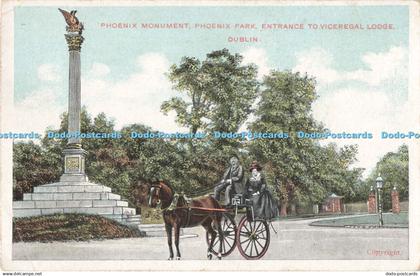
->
59, 9, 88, 183
391, 186, 400, 214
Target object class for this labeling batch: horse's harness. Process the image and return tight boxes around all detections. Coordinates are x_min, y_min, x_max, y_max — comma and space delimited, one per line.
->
149, 182, 195, 226
148, 182, 226, 227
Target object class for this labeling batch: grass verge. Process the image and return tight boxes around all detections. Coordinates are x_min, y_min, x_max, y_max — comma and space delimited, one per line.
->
140, 207, 163, 224
13, 214, 142, 242
310, 212, 408, 228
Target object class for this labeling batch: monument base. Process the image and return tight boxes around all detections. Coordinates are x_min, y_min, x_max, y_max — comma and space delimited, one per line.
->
13, 181, 142, 232
60, 173, 89, 182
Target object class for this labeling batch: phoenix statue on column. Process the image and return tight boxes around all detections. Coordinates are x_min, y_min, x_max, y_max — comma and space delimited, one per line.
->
59, 8, 84, 34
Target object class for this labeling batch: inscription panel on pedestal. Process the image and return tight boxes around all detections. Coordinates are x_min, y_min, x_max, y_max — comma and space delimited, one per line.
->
65, 156, 81, 173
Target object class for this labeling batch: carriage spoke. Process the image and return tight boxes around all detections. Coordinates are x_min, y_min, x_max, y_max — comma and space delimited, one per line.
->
224, 236, 232, 248
248, 221, 253, 232
253, 239, 260, 255
254, 222, 263, 233
255, 228, 266, 236
214, 236, 220, 248
242, 223, 251, 233
258, 229, 267, 238
249, 240, 254, 256
240, 237, 250, 244
225, 235, 235, 241
221, 238, 226, 253
255, 238, 265, 250
258, 234, 267, 241
244, 238, 252, 253
256, 230, 267, 239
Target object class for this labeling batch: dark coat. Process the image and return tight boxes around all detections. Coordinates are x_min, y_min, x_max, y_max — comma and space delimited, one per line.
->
222, 165, 244, 194
245, 175, 279, 220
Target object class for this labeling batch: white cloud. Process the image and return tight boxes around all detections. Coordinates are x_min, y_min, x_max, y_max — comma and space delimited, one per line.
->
88, 63, 111, 78
293, 47, 340, 86
345, 46, 407, 86
37, 64, 61, 82
241, 47, 270, 80
293, 46, 408, 88
302, 46, 410, 177
82, 53, 183, 132
313, 87, 410, 175
14, 88, 65, 135
15, 52, 182, 138
313, 88, 393, 133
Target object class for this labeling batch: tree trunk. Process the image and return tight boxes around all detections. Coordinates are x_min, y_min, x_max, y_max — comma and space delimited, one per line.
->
290, 203, 296, 215
280, 201, 288, 217
286, 179, 296, 216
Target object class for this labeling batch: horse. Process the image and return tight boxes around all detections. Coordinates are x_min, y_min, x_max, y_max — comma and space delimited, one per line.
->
148, 181, 224, 260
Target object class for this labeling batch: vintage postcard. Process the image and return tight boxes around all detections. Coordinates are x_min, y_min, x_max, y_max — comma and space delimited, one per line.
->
1, 0, 419, 272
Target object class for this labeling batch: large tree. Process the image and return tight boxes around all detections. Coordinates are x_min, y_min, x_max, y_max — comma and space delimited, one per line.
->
365, 144, 408, 210
161, 48, 259, 135
248, 71, 362, 215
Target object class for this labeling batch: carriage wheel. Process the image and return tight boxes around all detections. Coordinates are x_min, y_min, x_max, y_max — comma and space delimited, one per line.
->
236, 215, 270, 260
206, 213, 237, 257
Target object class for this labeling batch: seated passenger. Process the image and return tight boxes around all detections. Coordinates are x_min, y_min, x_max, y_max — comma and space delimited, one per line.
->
245, 161, 279, 220
213, 155, 244, 206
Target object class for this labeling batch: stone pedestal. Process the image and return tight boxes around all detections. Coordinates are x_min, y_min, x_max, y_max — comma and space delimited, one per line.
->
60, 147, 88, 182
391, 187, 400, 214
368, 190, 377, 213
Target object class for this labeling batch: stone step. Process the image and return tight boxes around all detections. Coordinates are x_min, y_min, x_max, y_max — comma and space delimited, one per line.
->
113, 207, 136, 215
23, 192, 121, 201
125, 215, 141, 222
98, 214, 141, 225
103, 214, 127, 220
93, 200, 128, 207
13, 199, 129, 209
126, 218, 141, 224
13, 206, 137, 218
13, 181, 137, 227
33, 184, 111, 193
138, 224, 185, 237
140, 224, 166, 230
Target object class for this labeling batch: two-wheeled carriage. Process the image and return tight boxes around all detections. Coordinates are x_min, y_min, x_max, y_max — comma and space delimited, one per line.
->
205, 194, 271, 260
147, 181, 273, 260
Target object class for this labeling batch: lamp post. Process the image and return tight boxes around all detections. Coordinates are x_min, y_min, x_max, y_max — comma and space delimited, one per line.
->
375, 174, 384, 227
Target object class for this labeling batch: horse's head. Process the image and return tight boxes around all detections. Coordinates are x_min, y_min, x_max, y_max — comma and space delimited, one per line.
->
148, 182, 162, 208
148, 181, 173, 209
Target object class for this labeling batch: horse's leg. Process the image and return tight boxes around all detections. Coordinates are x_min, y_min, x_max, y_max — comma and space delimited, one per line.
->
165, 223, 174, 260
174, 223, 182, 260
215, 215, 223, 260
202, 219, 216, 260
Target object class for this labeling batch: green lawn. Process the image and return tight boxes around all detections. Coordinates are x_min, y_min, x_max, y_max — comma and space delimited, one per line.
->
13, 214, 143, 242
310, 212, 408, 228
141, 207, 164, 224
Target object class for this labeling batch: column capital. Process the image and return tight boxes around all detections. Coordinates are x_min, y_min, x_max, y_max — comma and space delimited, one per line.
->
65, 33, 84, 51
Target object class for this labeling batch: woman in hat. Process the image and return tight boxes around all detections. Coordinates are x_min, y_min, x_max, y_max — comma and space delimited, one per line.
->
245, 161, 279, 220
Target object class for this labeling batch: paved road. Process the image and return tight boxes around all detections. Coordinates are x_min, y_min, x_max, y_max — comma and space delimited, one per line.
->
13, 217, 408, 260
